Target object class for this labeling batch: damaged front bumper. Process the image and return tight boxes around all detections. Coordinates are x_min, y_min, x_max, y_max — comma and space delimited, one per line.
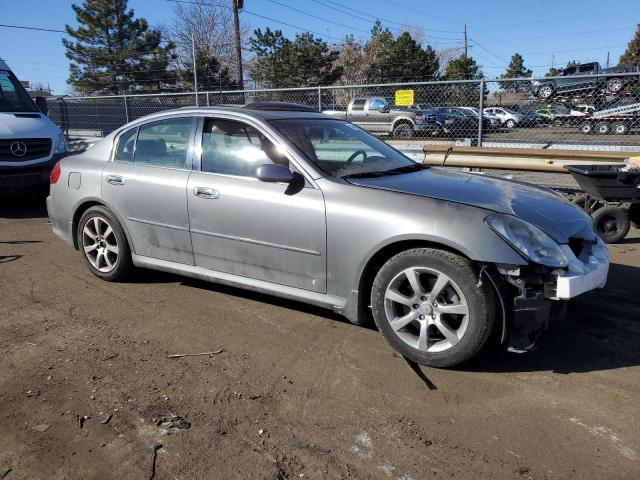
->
493, 237, 609, 352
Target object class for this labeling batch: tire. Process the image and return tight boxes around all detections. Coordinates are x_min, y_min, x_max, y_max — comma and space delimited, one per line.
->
580, 122, 593, 134
393, 123, 414, 138
537, 84, 554, 99
77, 205, 132, 281
371, 248, 495, 368
505, 119, 516, 129
592, 206, 630, 244
595, 121, 610, 135
607, 78, 623, 94
629, 203, 640, 229
612, 122, 628, 135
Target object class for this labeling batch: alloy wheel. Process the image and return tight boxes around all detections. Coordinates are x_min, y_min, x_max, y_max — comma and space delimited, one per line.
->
383, 267, 469, 353
82, 216, 119, 273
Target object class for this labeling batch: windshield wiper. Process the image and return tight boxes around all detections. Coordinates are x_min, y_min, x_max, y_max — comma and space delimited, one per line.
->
341, 163, 428, 179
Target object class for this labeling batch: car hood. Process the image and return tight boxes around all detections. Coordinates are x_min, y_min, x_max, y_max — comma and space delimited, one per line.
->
0, 112, 61, 138
347, 168, 593, 243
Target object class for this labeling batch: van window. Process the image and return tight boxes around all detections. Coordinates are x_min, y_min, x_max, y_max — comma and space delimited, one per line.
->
134, 117, 193, 168
369, 98, 388, 110
0, 71, 39, 113
200, 118, 278, 177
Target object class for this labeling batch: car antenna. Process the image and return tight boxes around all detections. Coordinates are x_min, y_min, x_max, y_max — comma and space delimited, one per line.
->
441, 147, 454, 167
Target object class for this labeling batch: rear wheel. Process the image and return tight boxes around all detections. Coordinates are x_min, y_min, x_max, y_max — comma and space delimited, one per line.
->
580, 122, 593, 134
612, 122, 628, 135
592, 206, 630, 243
371, 248, 495, 368
77, 205, 132, 281
505, 119, 516, 129
537, 84, 554, 99
393, 123, 414, 138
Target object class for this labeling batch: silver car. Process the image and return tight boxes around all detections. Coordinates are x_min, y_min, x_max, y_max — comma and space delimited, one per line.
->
47, 103, 609, 367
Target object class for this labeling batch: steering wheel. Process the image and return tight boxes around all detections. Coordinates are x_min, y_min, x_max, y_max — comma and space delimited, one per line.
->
346, 149, 368, 165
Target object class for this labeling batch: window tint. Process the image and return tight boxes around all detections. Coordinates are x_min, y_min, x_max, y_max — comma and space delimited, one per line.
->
134, 117, 192, 168
200, 118, 279, 177
369, 97, 387, 110
580, 64, 595, 73
351, 99, 366, 110
114, 127, 138, 162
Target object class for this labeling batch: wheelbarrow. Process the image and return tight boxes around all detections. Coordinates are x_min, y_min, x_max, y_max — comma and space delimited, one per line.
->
565, 164, 640, 243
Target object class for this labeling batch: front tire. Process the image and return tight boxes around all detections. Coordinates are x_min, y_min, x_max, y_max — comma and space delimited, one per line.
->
537, 84, 554, 99
393, 123, 414, 138
607, 78, 623, 94
371, 248, 495, 368
505, 119, 516, 129
77, 205, 132, 281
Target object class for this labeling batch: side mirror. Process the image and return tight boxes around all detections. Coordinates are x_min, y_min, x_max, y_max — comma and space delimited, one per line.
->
256, 163, 294, 183
35, 96, 48, 115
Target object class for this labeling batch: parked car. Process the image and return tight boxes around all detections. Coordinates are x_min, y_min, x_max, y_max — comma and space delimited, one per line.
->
0, 59, 67, 195
483, 107, 524, 128
420, 107, 477, 137
570, 104, 596, 117
447, 107, 496, 130
532, 62, 639, 100
323, 96, 438, 138
47, 103, 609, 367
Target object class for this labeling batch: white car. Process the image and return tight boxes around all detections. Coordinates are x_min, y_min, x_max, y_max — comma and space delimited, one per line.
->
570, 105, 596, 117
483, 107, 524, 128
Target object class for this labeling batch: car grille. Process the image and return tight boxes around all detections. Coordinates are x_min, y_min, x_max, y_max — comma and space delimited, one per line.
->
0, 138, 52, 162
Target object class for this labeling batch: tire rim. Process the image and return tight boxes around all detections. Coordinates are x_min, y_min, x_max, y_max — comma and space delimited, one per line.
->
581, 124, 592, 134
609, 80, 622, 92
506, 119, 515, 128
540, 86, 552, 98
597, 215, 620, 235
383, 267, 469, 353
82, 216, 119, 273
614, 124, 626, 134
598, 124, 609, 134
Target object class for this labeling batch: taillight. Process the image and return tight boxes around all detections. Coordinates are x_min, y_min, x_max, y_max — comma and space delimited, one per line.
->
50, 160, 62, 184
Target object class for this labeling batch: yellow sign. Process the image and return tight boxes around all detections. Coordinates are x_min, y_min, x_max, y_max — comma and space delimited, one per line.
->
395, 89, 414, 106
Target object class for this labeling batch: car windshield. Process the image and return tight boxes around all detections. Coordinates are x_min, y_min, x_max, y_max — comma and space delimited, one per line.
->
270, 118, 420, 179
0, 70, 39, 113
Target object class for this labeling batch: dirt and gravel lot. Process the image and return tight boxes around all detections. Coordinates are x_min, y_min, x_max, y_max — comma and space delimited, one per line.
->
1, 197, 639, 480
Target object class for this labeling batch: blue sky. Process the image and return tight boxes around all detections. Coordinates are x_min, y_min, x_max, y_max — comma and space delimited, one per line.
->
1, 0, 639, 94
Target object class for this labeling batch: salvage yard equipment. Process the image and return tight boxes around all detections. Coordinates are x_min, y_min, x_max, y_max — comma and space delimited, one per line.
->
566, 164, 640, 243
579, 102, 640, 135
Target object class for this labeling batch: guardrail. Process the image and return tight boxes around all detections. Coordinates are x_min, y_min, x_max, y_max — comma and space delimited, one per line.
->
388, 141, 634, 173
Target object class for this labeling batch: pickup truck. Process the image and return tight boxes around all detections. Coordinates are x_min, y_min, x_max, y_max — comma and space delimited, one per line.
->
323, 97, 438, 138
531, 62, 639, 100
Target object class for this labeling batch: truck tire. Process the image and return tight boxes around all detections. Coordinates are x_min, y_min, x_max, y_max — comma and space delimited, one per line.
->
580, 122, 593, 134
393, 123, 414, 138
592, 206, 630, 244
612, 122, 628, 135
371, 248, 495, 368
595, 121, 610, 135
607, 78, 624, 94
537, 84, 554, 99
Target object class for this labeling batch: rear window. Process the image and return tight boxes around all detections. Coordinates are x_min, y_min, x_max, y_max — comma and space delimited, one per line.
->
351, 99, 366, 111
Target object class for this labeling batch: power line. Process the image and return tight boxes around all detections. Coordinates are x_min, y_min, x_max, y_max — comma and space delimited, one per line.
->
0, 23, 66, 34
265, 0, 370, 34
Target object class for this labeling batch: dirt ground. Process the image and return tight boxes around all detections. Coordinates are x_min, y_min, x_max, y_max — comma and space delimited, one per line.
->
1, 198, 639, 480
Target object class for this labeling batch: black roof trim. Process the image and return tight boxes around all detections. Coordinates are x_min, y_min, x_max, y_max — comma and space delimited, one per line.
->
243, 102, 318, 112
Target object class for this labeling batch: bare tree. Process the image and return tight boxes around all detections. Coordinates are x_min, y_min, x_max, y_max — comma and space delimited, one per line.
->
163, 0, 250, 86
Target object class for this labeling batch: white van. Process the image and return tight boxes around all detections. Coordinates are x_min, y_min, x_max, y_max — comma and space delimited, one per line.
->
0, 59, 67, 194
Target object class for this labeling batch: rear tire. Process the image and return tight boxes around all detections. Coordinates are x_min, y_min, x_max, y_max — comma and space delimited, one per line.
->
595, 121, 610, 135
580, 122, 593, 134
612, 122, 628, 135
371, 248, 495, 368
592, 206, 630, 243
505, 119, 516, 129
537, 84, 554, 99
393, 123, 414, 138
77, 205, 132, 281
607, 78, 623, 94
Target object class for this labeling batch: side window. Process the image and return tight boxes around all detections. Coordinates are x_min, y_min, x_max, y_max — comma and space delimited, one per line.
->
369, 98, 387, 110
351, 99, 366, 111
134, 117, 193, 169
580, 64, 595, 74
200, 118, 279, 178
114, 127, 138, 162
563, 66, 577, 75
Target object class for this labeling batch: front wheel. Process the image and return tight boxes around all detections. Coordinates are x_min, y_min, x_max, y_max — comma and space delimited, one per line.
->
592, 206, 630, 243
607, 78, 623, 94
612, 122, 628, 135
393, 123, 414, 138
505, 119, 516, 129
371, 248, 495, 368
595, 121, 610, 135
77, 205, 132, 281
537, 84, 554, 99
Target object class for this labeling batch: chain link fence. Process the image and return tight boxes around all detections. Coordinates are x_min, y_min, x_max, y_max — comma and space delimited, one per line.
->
47, 71, 640, 151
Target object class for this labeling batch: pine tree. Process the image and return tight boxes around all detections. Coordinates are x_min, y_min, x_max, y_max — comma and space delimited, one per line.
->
620, 23, 640, 64
377, 32, 439, 82
499, 53, 532, 92
63, 0, 176, 94
443, 55, 484, 105
444, 54, 482, 80
180, 47, 234, 91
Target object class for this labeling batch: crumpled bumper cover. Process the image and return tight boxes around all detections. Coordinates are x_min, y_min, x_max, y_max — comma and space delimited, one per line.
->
553, 238, 609, 299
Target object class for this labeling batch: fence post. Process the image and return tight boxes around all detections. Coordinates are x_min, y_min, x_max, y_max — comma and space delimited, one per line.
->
123, 94, 130, 123
206, 91, 210, 106
317, 85, 322, 111
477, 79, 484, 147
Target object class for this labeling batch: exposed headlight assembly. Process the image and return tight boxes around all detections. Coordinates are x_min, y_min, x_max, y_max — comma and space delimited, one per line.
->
53, 133, 67, 154
484, 213, 568, 268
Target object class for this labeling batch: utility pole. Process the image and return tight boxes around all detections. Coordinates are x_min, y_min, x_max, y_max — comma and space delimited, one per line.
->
191, 31, 198, 106
464, 24, 468, 57
232, 0, 244, 90
606, 51, 610, 67
551, 54, 555, 70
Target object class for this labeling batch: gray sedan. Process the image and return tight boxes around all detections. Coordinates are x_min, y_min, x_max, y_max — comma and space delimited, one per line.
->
47, 103, 609, 367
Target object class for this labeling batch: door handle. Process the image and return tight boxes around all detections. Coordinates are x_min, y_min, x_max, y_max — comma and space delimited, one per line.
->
106, 175, 125, 185
193, 187, 219, 199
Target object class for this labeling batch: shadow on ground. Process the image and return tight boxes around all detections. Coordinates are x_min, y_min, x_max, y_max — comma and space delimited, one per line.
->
0, 196, 48, 219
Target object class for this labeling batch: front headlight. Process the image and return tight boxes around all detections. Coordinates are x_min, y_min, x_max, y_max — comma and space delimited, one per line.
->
484, 213, 568, 268
53, 133, 67, 154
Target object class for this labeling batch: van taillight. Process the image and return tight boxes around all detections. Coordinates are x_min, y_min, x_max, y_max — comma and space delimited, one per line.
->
50, 160, 62, 184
